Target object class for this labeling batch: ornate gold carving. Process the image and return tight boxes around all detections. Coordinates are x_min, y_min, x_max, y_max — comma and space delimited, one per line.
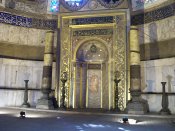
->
114, 15, 127, 111
60, 12, 128, 110
60, 18, 71, 107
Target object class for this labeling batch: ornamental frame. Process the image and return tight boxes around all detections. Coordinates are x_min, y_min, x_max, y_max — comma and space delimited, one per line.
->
59, 10, 129, 110
97, 0, 124, 8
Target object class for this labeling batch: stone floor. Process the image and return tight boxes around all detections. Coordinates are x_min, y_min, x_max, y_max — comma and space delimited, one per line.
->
0, 107, 175, 131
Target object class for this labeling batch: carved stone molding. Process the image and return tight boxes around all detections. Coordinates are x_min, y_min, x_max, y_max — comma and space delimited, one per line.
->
131, 2, 175, 25
0, 11, 57, 30
97, 0, 124, 8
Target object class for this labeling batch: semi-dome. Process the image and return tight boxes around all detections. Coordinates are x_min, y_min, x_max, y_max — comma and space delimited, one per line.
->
76, 41, 108, 62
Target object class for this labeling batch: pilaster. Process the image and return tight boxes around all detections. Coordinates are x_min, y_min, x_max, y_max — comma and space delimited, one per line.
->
126, 26, 149, 114
36, 31, 54, 109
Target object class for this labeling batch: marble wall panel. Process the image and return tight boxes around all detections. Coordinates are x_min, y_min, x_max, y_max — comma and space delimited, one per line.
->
141, 57, 175, 113
52, 62, 56, 90
15, 1, 25, 11
19, 27, 29, 45
0, 23, 57, 47
0, 90, 42, 107
32, 67, 43, 89
141, 58, 175, 92
142, 94, 175, 114
139, 16, 175, 44
17, 66, 33, 87
5, 0, 48, 15
0, 58, 56, 107
162, 65, 175, 92
27, 28, 39, 46
4, 64, 12, 87
9, 65, 19, 87
38, 30, 46, 46
0, 64, 5, 86
0, 24, 3, 40
0, 0, 5, 7
8, 25, 20, 44
24, 3, 37, 13
53, 31, 57, 47
0, 58, 56, 89
142, 94, 162, 112
1, 24, 9, 42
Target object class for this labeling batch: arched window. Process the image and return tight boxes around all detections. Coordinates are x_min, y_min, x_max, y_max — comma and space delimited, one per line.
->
61, 0, 88, 11
64, 0, 83, 7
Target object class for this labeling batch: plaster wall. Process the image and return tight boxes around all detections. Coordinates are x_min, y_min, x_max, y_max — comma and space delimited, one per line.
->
0, 58, 56, 107
141, 57, 175, 113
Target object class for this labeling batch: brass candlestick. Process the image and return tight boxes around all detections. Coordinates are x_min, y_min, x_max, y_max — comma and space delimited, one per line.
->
114, 71, 121, 111
22, 80, 30, 108
60, 72, 67, 108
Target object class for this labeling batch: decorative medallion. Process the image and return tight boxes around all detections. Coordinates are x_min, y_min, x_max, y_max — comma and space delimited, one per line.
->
60, 0, 88, 11
88, 0, 98, 10
97, 0, 124, 8
90, 44, 97, 53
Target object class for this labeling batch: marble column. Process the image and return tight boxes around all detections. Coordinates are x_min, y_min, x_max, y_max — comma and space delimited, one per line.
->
36, 31, 54, 109
126, 26, 149, 114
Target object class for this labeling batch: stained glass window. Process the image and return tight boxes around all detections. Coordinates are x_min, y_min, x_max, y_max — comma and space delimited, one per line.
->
50, 0, 59, 12
61, 0, 87, 11
64, 0, 83, 7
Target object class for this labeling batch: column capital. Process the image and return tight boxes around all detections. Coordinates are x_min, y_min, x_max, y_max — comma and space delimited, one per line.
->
130, 26, 138, 30
46, 30, 54, 33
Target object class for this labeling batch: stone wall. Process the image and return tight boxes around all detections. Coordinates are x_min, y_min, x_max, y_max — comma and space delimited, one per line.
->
141, 58, 175, 113
0, 58, 56, 107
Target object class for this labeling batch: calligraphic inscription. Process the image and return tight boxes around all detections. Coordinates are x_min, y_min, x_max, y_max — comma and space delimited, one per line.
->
0, 12, 32, 27
88, 64, 101, 70
131, 3, 175, 25
97, 0, 124, 8
32, 18, 57, 30
72, 16, 114, 25
73, 29, 113, 36
0, 12, 57, 30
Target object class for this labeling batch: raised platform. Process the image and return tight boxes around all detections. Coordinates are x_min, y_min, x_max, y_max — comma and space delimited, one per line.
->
1, 106, 175, 119
0, 107, 175, 131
